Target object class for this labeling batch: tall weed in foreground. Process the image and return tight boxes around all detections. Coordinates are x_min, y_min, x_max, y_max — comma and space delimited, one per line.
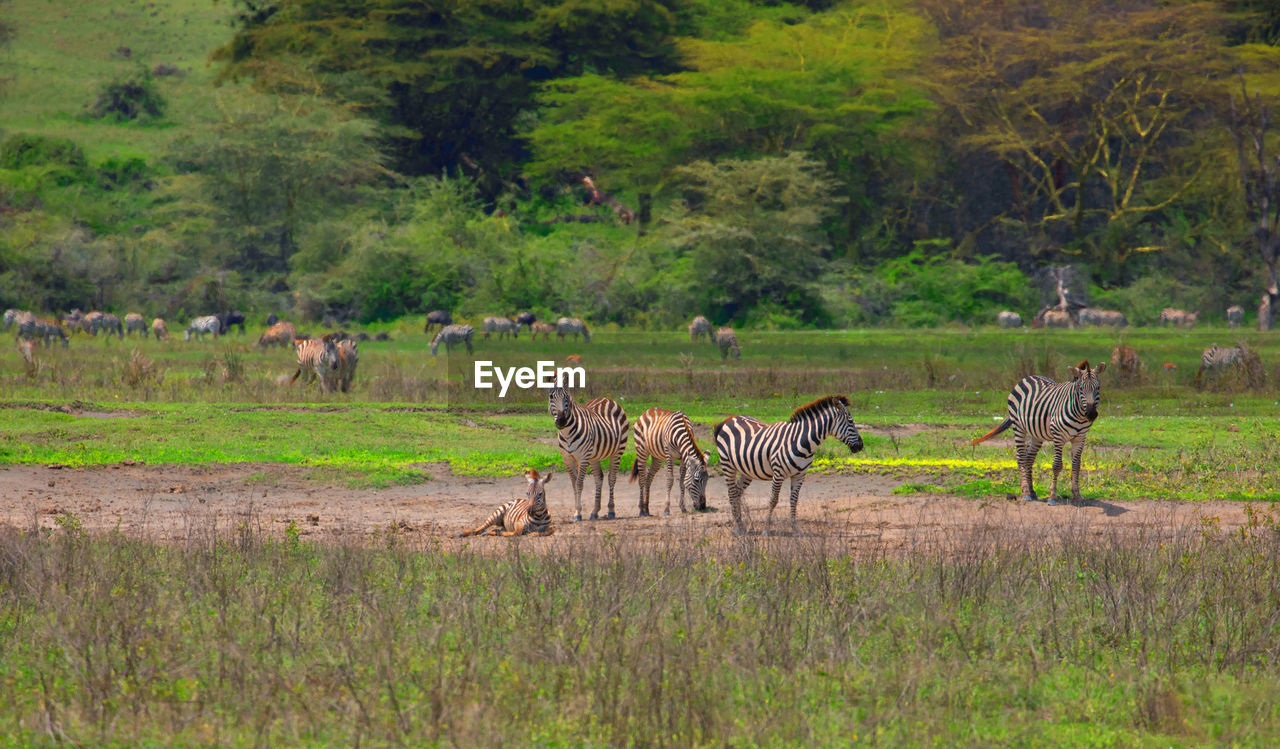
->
1, 520, 1279, 745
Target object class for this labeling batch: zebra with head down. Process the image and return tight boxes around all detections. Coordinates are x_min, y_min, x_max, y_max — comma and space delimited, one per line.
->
431, 324, 474, 355
556, 317, 590, 342
184, 315, 221, 341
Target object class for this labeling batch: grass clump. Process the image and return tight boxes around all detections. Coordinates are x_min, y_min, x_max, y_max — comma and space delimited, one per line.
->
88, 71, 165, 122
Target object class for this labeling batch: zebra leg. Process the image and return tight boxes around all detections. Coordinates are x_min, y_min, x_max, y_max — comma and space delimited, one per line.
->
588, 461, 604, 520
1070, 437, 1087, 505
677, 462, 687, 515
1017, 432, 1042, 501
763, 471, 785, 536
661, 456, 675, 517
1047, 438, 1066, 506
568, 458, 587, 522
788, 473, 806, 535
732, 474, 753, 535
638, 457, 655, 517
607, 454, 619, 519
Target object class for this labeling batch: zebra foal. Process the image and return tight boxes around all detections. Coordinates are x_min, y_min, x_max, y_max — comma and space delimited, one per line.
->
548, 387, 628, 521
629, 408, 711, 516
971, 360, 1106, 506
714, 394, 863, 535
460, 469, 554, 537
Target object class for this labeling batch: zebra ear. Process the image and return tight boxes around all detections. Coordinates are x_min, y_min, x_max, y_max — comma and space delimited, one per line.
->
1093, 361, 1106, 376
542, 471, 553, 485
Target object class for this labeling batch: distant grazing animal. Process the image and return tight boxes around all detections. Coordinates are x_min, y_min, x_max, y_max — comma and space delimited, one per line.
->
997, 311, 1022, 328
333, 338, 358, 393
630, 408, 711, 516
430, 324, 474, 356
715, 327, 740, 361
17, 316, 68, 348
529, 322, 555, 341
289, 337, 340, 392
483, 316, 520, 340
548, 387, 628, 522
222, 310, 246, 335
81, 311, 123, 338
80, 311, 104, 335
1160, 308, 1198, 328
1196, 345, 1244, 385
714, 395, 863, 535
3, 309, 25, 331
99, 313, 124, 339
515, 312, 536, 329
556, 317, 590, 343
266, 312, 279, 327
184, 316, 221, 341
124, 313, 147, 337
61, 309, 83, 329
1043, 310, 1073, 329
1227, 305, 1244, 329
151, 318, 169, 341
423, 310, 452, 334
459, 469, 554, 537
257, 321, 298, 348
688, 315, 713, 342
1110, 345, 1141, 383
1078, 308, 1127, 327
971, 360, 1106, 506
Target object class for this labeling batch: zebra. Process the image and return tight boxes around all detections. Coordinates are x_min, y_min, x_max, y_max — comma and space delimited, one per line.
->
1078, 308, 1127, 327
80, 311, 104, 335
715, 327, 740, 361
17, 316, 68, 348
257, 321, 297, 348
629, 408, 711, 516
151, 318, 169, 341
423, 309, 452, 334
1227, 305, 1244, 329
556, 317, 590, 342
548, 386, 628, 521
334, 338, 358, 393
3, 309, 26, 331
184, 315, 221, 341
459, 469, 555, 537
483, 316, 520, 340
1159, 308, 1198, 327
971, 360, 1106, 506
289, 337, 340, 392
124, 313, 147, 338
528, 322, 555, 341
714, 395, 863, 535
688, 315, 713, 342
1196, 344, 1244, 386
99, 313, 124, 339
431, 324, 474, 355
996, 311, 1022, 328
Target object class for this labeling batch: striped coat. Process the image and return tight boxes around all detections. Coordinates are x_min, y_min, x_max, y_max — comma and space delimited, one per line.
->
459, 469, 555, 537
17, 316, 68, 348
629, 408, 711, 516
289, 338, 340, 392
971, 360, 1106, 506
688, 315, 713, 342
124, 313, 147, 337
3, 309, 25, 331
184, 315, 221, 341
556, 317, 590, 342
483, 316, 520, 340
714, 395, 863, 534
151, 318, 169, 341
715, 327, 740, 361
430, 324, 474, 355
528, 322, 555, 341
256, 321, 297, 348
549, 387, 628, 521
1196, 345, 1243, 385
335, 339, 358, 393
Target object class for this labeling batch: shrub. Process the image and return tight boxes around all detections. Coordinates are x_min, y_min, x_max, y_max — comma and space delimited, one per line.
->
0, 134, 90, 185
89, 72, 165, 122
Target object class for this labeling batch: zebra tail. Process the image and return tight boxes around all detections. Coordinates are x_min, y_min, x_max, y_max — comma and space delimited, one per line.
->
288, 367, 303, 386
629, 457, 641, 483
970, 418, 1013, 446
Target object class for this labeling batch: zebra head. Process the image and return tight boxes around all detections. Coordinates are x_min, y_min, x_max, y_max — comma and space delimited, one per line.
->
685, 451, 711, 511
526, 468, 552, 510
831, 398, 864, 454
1070, 360, 1106, 421
547, 387, 575, 429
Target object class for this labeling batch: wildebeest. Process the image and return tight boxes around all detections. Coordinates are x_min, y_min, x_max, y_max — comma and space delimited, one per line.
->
151, 318, 169, 341
996, 311, 1022, 328
483, 316, 520, 340
556, 317, 590, 342
515, 312, 536, 329
1078, 308, 1127, 327
1159, 308, 1198, 328
124, 313, 148, 337
221, 310, 246, 335
689, 315, 714, 341
257, 321, 298, 348
423, 310, 452, 334
1227, 305, 1244, 329
266, 312, 279, 327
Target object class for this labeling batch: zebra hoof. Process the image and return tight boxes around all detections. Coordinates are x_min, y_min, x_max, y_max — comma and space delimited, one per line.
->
639, 512, 651, 518
589, 513, 599, 520
1047, 497, 1062, 506
607, 512, 616, 520
572, 515, 583, 522
1020, 495, 1036, 503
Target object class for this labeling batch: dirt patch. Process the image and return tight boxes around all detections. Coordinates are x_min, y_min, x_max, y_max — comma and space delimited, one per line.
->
0, 463, 1255, 551
0, 400, 145, 418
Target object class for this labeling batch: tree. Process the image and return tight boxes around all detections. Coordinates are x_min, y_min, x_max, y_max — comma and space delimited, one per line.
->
1227, 73, 1280, 329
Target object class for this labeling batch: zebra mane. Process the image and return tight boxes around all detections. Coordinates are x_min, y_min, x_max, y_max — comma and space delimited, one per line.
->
676, 411, 704, 456
789, 394, 850, 422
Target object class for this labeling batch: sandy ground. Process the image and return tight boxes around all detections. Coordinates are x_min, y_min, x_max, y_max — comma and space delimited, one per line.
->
0, 461, 1254, 551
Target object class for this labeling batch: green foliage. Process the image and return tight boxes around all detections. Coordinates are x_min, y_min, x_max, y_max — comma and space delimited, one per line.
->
89, 70, 166, 122
0, 133, 90, 185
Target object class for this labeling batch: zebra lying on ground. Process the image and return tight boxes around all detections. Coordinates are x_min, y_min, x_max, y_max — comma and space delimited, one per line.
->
184, 316, 221, 341
289, 337, 340, 392
556, 317, 590, 342
1159, 308, 1198, 327
528, 322, 555, 341
688, 315, 713, 342
151, 318, 169, 341
1078, 308, 1127, 327
125, 313, 147, 337
257, 321, 297, 348
548, 386, 628, 521
997, 310, 1022, 328
1227, 305, 1244, 328
423, 309, 452, 334
431, 324, 474, 355
483, 316, 519, 340
715, 327, 740, 361
971, 360, 1106, 506
630, 408, 711, 516
459, 469, 555, 537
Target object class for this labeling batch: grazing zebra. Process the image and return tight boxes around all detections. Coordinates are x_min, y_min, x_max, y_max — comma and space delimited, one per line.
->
714, 395, 863, 535
515, 312, 536, 328
1227, 305, 1244, 329
151, 318, 169, 341
80, 311, 104, 335
528, 322, 555, 341
997, 310, 1022, 328
459, 469, 555, 537
548, 387, 628, 521
99, 313, 124, 339
629, 408, 711, 516
289, 337, 340, 392
483, 316, 520, 340
556, 317, 590, 342
124, 313, 147, 338
688, 315, 713, 342
715, 327, 740, 361
1196, 344, 1244, 386
334, 338, 358, 393
184, 315, 221, 341
1159, 308, 1198, 327
971, 360, 1106, 506
3, 309, 26, 331
256, 321, 297, 348
430, 324, 474, 355
423, 309, 452, 334
17, 316, 68, 348
1078, 308, 1127, 327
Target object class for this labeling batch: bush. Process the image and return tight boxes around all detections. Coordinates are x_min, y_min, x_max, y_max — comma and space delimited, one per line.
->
0, 134, 90, 185
89, 72, 165, 122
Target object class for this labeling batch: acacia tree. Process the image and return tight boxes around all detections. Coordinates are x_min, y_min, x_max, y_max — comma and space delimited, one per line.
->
1228, 76, 1280, 329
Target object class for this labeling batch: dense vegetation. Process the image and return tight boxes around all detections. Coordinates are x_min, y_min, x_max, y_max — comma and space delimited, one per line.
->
5, 0, 1280, 327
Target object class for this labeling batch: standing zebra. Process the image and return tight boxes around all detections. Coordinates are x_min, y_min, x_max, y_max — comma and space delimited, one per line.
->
459, 469, 555, 537
430, 324, 474, 355
1196, 344, 1244, 386
715, 327, 740, 361
556, 317, 591, 342
714, 395, 863, 535
971, 360, 1106, 506
1227, 305, 1244, 329
184, 315, 221, 341
3, 309, 26, 331
289, 337, 340, 392
688, 315, 713, 342
124, 313, 147, 338
483, 316, 520, 340
423, 309, 452, 334
528, 322, 555, 341
629, 408, 711, 516
335, 338, 359, 393
17, 316, 68, 348
548, 387, 628, 521
151, 318, 169, 341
